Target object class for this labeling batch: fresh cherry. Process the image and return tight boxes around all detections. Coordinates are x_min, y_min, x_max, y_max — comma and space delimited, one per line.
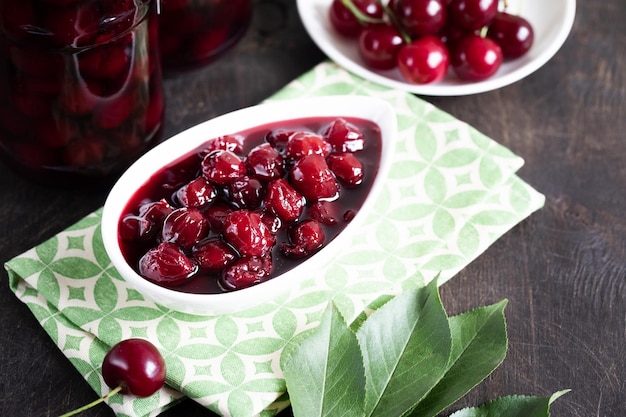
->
397, 36, 450, 84
358, 24, 405, 70
329, 0, 384, 38
448, 0, 498, 31
391, 0, 447, 38
486, 12, 534, 59
102, 338, 166, 397
59, 339, 166, 417
450, 34, 502, 81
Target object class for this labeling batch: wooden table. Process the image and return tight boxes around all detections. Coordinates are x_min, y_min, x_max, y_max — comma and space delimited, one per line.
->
1, 1, 623, 416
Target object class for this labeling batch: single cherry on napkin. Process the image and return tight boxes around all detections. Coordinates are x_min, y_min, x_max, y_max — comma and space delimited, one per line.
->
59, 339, 166, 417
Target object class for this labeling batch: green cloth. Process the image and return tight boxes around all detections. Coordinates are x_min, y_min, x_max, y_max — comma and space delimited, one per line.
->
4, 62, 545, 417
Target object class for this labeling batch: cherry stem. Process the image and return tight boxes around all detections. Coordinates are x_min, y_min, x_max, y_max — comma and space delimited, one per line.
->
58, 385, 123, 417
339, 0, 384, 24
376, 0, 413, 44
339, 0, 412, 44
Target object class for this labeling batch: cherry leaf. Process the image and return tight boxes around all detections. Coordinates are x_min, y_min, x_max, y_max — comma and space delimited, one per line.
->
282, 303, 365, 417
448, 390, 570, 417
407, 300, 509, 417
356, 278, 451, 417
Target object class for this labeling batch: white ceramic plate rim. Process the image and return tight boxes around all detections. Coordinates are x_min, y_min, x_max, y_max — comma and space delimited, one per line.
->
102, 96, 397, 315
297, 0, 576, 96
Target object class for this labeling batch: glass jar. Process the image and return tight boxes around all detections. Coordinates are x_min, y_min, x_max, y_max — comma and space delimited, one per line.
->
159, 0, 252, 72
0, 0, 163, 185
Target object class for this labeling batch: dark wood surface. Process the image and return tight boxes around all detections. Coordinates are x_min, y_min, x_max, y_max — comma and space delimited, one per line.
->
1, 1, 624, 416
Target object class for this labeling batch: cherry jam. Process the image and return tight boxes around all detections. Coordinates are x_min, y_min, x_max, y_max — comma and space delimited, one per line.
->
118, 116, 383, 294
0, 0, 163, 185
159, 0, 252, 72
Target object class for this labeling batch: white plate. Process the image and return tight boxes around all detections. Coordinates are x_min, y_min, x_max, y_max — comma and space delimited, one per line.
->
102, 96, 397, 315
297, 0, 576, 96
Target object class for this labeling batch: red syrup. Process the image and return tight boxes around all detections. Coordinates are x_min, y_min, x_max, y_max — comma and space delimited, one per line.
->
118, 116, 383, 294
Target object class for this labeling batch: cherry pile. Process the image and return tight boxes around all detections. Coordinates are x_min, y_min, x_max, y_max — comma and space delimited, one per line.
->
119, 116, 382, 293
60, 338, 166, 417
329, 0, 535, 84
159, 0, 252, 72
0, 0, 163, 183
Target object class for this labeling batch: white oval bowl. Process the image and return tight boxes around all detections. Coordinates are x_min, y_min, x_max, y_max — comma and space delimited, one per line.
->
297, 0, 576, 96
101, 96, 397, 316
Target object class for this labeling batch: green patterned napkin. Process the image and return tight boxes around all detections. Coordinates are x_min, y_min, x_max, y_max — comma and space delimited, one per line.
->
5, 62, 545, 417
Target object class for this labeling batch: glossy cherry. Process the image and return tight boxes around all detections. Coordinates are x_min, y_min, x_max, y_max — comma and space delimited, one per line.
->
221, 256, 273, 290
264, 178, 305, 222
391, 0, 447, 38
192, 239, 237, 272
285, 131, 331, 161
290, 154, 339, 201
397, 36, 450, 84
161, 207, 209, 249
327, 152, 365, 187
245, 143, 285, 182
358, 24, 405, 70
222, 210, 275, 256
448, 0, 498, 31
226, 175, 264, 209
201, 149, 246, 184
102, 339, 166, 397
175, 176, 217, 208
282, 219, 326, 258
450, 34, 502, 81
323, 117, 365, 153
59, 339, 166, 417
487, 12, 534, 59
200, 134, 243, 155
139, 242, 198, 285
329, 0, 384, 38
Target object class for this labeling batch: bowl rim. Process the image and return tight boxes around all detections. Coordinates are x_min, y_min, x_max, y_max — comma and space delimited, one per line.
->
101, 95, 397, 315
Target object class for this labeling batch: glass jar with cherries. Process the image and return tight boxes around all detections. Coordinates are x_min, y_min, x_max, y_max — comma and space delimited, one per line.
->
158, 0, 252, 72
0, 0, 163, 185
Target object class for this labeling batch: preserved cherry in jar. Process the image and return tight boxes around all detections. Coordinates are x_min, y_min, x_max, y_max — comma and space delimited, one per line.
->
158, 0, 252, 72
0, 0, 164, 185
